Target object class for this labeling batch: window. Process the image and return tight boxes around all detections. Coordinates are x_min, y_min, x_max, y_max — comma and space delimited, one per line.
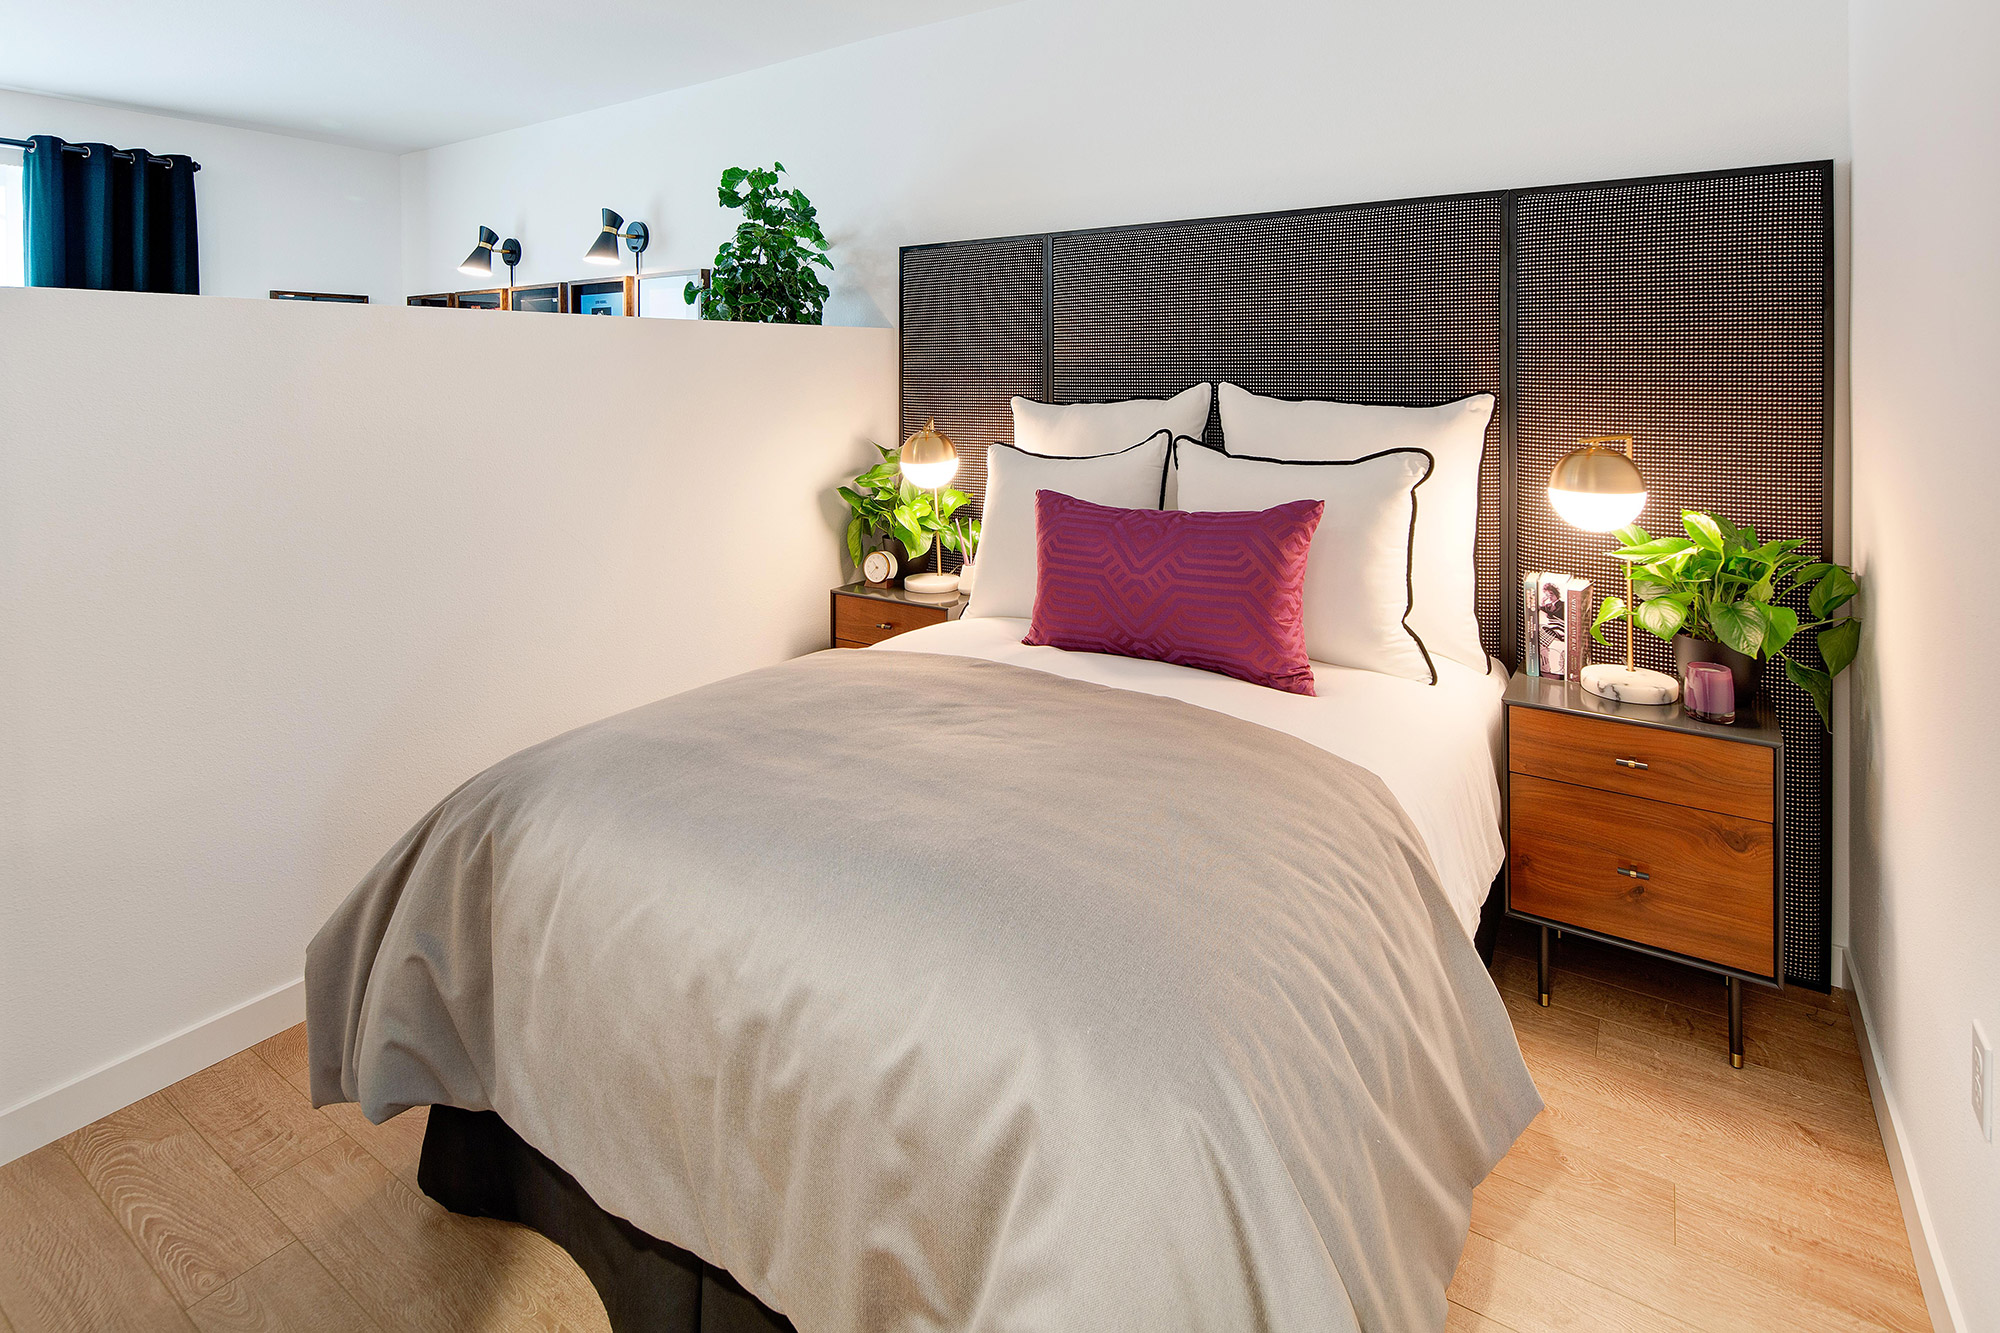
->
0, 157, 21, 287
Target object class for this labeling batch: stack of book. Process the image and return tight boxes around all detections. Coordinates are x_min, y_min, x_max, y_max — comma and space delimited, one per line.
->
1521, 572, 1592, 681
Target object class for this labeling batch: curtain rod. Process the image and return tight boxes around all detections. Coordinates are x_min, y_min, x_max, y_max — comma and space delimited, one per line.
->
1, 136, 202, 172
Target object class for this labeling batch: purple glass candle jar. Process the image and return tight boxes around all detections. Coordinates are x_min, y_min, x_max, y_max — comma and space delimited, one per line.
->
1684, 660, 1736, 725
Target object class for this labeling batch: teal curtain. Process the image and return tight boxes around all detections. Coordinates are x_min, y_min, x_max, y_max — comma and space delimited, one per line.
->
23, 134, 199, 294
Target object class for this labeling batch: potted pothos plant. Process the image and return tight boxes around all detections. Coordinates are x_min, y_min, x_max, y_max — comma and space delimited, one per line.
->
686, 162, 833, 324
837, 445, 981, 577
1589, 512, 1859, 728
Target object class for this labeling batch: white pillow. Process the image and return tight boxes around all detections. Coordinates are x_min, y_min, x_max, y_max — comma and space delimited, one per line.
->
1175, 440, 1435, 683
1217, 384, 1494, 671
964, 432, 1173, 621
1011, 384, 1212, 457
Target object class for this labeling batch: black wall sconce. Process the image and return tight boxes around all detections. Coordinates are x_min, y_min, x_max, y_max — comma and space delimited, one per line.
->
460, 226, 522, 285
584, 208, 651, 313
584, 209, 649, 271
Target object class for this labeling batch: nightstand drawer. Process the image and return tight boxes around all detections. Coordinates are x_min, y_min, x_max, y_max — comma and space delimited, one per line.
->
1510, 706, 1774, 822
832, 593, 948, 646
1509, 773, 1776, 977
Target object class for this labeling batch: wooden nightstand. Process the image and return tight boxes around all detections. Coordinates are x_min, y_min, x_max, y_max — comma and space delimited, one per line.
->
830, 582, 966, 649
1503, 673, 1784, 1067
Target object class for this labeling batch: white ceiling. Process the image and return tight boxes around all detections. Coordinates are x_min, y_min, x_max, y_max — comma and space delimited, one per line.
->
0, 0, 1011, 153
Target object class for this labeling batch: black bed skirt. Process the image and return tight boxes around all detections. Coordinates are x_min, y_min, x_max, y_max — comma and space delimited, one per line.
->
417, 1105, 795, 1333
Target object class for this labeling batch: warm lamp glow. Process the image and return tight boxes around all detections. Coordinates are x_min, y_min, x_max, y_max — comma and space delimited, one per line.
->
1547, 484, 1646, 532
900, 459, 958, 488
899, 419, 959, 489
1544, 434, 1680, 705
1547, 443, 1647, 533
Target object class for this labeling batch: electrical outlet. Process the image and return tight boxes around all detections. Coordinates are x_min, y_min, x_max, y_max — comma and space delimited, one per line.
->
1976, 1021, 1994, 1142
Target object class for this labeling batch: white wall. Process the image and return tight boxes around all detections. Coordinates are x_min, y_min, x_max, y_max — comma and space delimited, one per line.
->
400, 0, 1851, 325
0, 88, 401, 301
1847, 0, 2000, 1326
0, 288, 895, 1159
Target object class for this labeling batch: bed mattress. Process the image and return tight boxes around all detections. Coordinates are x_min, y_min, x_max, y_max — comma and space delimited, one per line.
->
876, 616, 1509, 938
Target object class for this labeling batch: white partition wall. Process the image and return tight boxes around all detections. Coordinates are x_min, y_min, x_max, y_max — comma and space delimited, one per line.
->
1848, 0, 2000, 1325
0, 288, 895, 1160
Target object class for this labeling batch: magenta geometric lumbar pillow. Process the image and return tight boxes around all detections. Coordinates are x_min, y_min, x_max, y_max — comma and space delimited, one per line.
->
1022, 488, 1324, 695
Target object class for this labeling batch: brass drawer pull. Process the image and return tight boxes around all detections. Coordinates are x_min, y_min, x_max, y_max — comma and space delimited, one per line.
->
1614, 757, 1649, 770
1615, 866, 1652, 881
875, 622, 894, 630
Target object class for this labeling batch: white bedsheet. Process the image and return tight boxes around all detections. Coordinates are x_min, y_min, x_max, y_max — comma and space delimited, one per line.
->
876, 617, 1508, 938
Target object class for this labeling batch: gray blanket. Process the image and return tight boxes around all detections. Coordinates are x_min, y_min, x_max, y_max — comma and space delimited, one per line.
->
308, 650, 1539, 1332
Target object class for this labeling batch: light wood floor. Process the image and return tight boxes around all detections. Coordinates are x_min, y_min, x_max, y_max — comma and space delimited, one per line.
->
0, 925, 1931, 1332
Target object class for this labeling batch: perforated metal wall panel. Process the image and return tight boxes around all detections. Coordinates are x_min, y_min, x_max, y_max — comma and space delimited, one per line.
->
1513, 163, 1833, 987
899, 234, 1048, 510
1049, 197, 1506, 657
898, 199, 1507, 648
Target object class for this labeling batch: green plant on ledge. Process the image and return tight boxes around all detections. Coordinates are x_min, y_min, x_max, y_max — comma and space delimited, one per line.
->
686, 162, 832, 324
837, 445, 980, 572
1589, 511, 1860, 728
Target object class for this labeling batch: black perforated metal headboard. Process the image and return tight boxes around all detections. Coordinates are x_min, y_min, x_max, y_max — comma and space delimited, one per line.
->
898, 161, 1833, 987
901, 194, 1508, 656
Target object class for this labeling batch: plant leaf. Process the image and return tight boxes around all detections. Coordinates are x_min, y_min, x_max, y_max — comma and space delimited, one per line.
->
1615, 537, 1698, 563
1722, 554, 1769, 584
1682, 511, 1725, 552
1709, 600, 1766, 657
1684, 550, 1723, 581
1810, 566, 1859, 618
1590, 595, 1627, 647
1611, 523, 1652, 548
1784, 657, 1833, 730
1634, 596, 1688, 641
1759, 603, 1799, 655
845, 516, 865, 568
1817, 617, 1861, 678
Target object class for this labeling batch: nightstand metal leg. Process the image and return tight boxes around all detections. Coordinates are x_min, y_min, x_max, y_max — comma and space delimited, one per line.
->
1538, 926, 1551, 1007
1728, 977, 1744, 1069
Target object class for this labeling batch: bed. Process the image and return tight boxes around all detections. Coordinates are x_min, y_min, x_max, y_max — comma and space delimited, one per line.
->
308, 626, 1539, 1333
305, 158, 1837, 1333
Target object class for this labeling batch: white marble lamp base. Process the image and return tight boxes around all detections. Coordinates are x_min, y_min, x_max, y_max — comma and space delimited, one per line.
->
903, 572, 959, 595
1581, 663, 1682, 705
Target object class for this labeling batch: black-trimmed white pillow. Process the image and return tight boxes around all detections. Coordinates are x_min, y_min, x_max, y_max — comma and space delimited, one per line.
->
1217, 385, 1493, 673
1173, 436, 1436, 684
964, 431, 1174, 622
1010, 384, 1211, 457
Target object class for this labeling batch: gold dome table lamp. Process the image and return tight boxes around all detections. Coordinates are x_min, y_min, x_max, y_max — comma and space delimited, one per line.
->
1547, 435, 1681, 705
899, 419, 961, 596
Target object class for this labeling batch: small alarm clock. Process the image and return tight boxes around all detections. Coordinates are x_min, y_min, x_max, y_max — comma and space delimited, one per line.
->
862, 549, 899, 586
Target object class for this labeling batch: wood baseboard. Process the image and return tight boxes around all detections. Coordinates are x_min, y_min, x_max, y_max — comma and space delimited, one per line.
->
1840, 945, 1967, 1333
0, 976, 305, 1167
